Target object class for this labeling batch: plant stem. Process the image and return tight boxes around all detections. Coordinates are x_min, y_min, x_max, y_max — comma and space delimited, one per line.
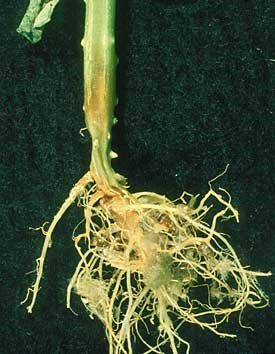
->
83, 0, 124, 189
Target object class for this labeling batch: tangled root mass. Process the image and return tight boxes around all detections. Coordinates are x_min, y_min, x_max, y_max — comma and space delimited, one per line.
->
23, 171, 270, 354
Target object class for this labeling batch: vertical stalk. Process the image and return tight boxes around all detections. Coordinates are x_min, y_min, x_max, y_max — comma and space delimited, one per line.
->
83, 0, 123, 189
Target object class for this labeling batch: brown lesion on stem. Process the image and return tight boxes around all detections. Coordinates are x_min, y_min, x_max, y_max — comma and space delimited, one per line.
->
82, 0, 125, 190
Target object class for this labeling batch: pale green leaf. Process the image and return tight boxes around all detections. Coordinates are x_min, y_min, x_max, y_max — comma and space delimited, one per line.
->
17, 0, 60, 44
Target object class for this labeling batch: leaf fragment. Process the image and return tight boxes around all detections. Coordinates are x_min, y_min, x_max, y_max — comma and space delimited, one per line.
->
17, 0, 60, 44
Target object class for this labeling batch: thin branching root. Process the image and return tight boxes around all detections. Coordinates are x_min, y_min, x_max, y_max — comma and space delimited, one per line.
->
22, 170, 271, 354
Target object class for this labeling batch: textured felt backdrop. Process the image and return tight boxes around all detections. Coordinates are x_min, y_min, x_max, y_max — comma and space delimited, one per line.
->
0, 0, 274, 353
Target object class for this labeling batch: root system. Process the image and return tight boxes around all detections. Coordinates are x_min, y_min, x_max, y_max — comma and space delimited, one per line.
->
22, 168, 271, 354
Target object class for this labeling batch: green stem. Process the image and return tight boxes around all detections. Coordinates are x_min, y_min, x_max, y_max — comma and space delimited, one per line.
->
83, 0, 125, 189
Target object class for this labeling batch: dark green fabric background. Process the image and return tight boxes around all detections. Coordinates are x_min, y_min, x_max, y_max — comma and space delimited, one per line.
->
0, 0, 274, 353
